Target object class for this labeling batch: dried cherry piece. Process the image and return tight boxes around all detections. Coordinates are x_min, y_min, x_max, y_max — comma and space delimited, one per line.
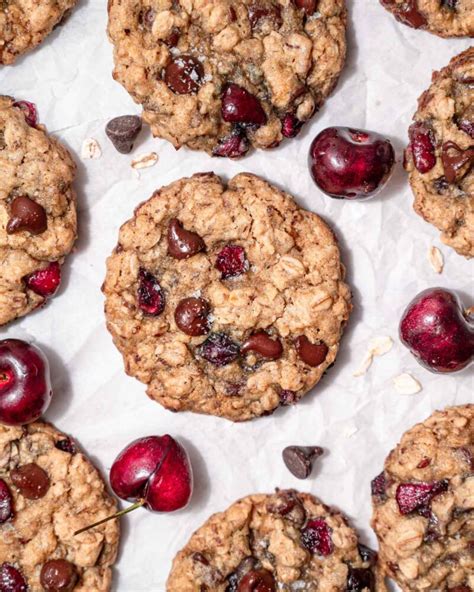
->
137, 268, 165, 316
408, 122, 436, 174
395, 480, 448, 515
13, 100, 38, 127
196, 333, 240, 366
0, 563, 27, 592
24, 262, 61, 298
301, 518, 333, 556
221, 84, 267, 126
0, 479, 13, 524
215, 245, 249, 279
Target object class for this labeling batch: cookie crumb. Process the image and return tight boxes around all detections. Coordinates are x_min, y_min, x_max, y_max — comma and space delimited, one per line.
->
428, 246, 444, 274
81, 137, 102, 159
393, 372, 422, 395
131, 151, 158, 170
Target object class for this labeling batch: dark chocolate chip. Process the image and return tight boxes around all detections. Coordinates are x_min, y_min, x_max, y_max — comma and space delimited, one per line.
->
167, 218, 205, 259
10, 463, 50, 500
164, 55, 204, 95
40, 560, 77, 592
294, 336, 328, 367
106, 115, 142, 154
241, 332, 283, 360
7, 196, 47, 235
174, 297, 211, 336
282, 446, 323, 479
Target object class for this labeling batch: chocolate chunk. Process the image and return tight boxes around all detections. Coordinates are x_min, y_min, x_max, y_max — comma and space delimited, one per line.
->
164, 55, 204, 95
294, 336, 328, 367
167, 218, 205, 259
7, 196, 47, 235
174, 297, 211, 336
10, 463, 50, 500
282, 446, 323, 479
238, 569, 275, 592
106, 115, 142, 154
40, 559, 77, 592
441, 141, 474, 183
0, 479, 13, 524
241, 332, 283, 360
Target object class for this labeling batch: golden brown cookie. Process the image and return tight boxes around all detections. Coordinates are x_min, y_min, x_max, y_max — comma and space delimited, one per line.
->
103, 172, 351, 421
167, 489, 386, 591
0, 96, 77, 326
0, 421, 120, 591
404, 48, 474, 258
379, 0, 474, 37
0, 0, 78, 64
371, 404, 474, 591
107, 0, 347, 157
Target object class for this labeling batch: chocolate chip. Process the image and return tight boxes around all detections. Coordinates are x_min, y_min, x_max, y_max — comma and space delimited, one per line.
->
106, 115, 142, 154
294, 336, 328, 367
248, 3, 282, 29
40, 560, 77, 592
282, 446, 323, 479
139, 8, 155, 28
238, 569, 275, 592
55, 438, 76, 455
175, 297, 211, 336
164, 55, 204, 95
266, 490, 306, 525
167, 218, 205, 259
0, 479, 13, 524
441, 141, 474, 183
6, 196, 47, 235
389, 0, 427, 28
293, 0, 317, 15
441, 0, 457, 9
10, 463, 50, 500
241, 332, 283, 360
346, 567, 375, 592
358, 544, 377, 565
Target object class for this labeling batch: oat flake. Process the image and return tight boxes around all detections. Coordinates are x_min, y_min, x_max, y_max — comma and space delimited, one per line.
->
131, 152, 158, 170
428, 246, 444, 274
81, 137, 101, 159
393, 373, 422, 395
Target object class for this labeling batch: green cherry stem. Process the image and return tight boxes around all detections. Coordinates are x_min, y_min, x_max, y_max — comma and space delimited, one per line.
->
74, 499, 146, 536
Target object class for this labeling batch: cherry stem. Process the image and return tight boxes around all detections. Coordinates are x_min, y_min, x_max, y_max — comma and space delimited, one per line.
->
74, 499, 146, 536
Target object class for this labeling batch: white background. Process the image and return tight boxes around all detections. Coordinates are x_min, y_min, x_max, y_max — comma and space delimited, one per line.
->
1, 0, 472, 589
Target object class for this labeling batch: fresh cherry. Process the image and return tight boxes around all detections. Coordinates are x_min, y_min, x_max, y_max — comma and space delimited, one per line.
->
221, 84, 267, 126
24, 262, 61, 298
0, 339, 52, 426
309, 127, 395, 200
0, 563, 27, 592
399, 288, 474, 373
75, 435, 193, 535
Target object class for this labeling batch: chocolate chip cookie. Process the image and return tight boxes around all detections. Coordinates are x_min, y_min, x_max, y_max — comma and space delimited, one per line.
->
379, 0, 474, 37
0, 96, 77, 326
167, 489, 385, 591
107, 0, 347, 157
0, 421, 120, 591
103, 172, 351, 421
0, 0, 77, 65
371, 404, 474, 591
405, 48, 474, 258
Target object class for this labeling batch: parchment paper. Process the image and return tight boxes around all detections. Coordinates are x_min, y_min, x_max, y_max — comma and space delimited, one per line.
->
1, 1, 472, 589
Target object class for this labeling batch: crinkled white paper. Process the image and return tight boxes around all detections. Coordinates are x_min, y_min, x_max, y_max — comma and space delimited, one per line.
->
1, 1, 472, 590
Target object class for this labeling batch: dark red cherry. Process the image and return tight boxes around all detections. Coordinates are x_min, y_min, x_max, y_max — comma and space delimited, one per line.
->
399, 288, 474, 373
408, 122, 436, 174
301, 518, 333, 556
24, 262, 61, 298
221, 84, 267, 126
215, 245, 249, 279
0, 339, 52, 426
196, 333, 240, 366
281, 112, 304, 138
213, 129, 250, 158
293, 0, 317, 15
395, 480, 448, 515
309, 126, 395, 199
137, 268, 165, 316
13, 100, 38, 127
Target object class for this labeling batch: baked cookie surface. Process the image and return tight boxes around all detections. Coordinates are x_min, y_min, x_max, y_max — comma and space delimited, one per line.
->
371, 404, 474, 591
167, 489, 385, 591
0, 421, 120, 591
379, 0, 474, 37
0, 96, 77, 326
0, 0, 77, 65
405, 48, 474, 258
103, 172, 351, 422
107, 0, 347, 157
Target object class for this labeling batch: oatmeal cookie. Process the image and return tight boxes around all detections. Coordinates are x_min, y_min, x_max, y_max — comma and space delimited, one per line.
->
0, 421, 120, 591
103, 172, 351, 421
371, 404, 474, 591
167, 489, 386, 591
379, 0, 474, 37
0, 96, 77, 326
107, 0, 347, 157
0, 0, 77, 65
404, 48, 474, 257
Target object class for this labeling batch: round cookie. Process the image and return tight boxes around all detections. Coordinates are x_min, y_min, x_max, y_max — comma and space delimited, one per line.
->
103, 172, 351, 421
379, 0, 474, 37
371, 404, 474, 591
0, 96, 77, 326
167, 489, 386, 591
0, 0, 77, 65
107, 0, 347, 157
404, 48, 474, 258
0, 421, 120, 591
